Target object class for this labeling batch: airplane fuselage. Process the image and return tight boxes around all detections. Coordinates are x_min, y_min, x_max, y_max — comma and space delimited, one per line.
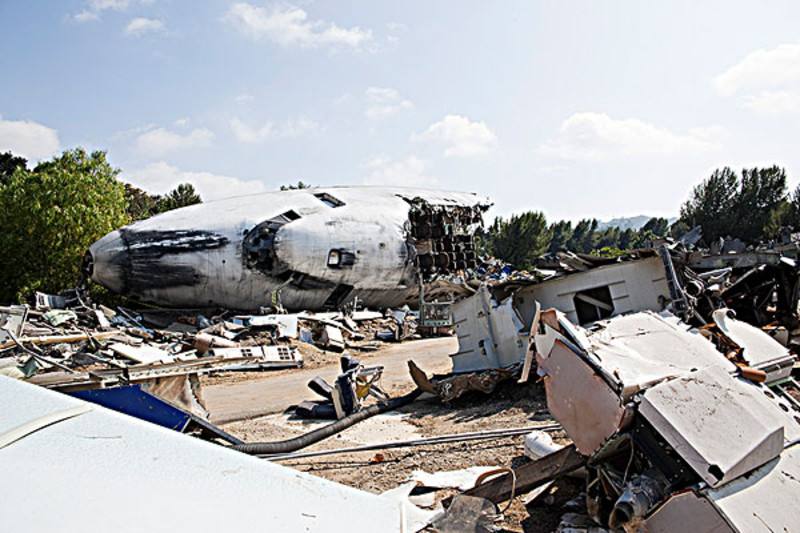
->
87, 186, 490, 311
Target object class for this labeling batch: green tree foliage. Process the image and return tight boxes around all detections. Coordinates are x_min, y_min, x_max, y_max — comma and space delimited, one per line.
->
568, 219, 598, 253
156, 183, 202, 213
641, 217, 669, 237
668, 220, 690, 240
595, 227, 621, 249
733, 166, 786, 242
680, 166, 787, 244
485, 212, 551, 269
619, 228, 636, 249
0, 149, 129, 301
778, 184, 800, 233
0, 151, 27, 185
680, 167, 739, 243
280, 180, 312, 190
124, 182, 202, 221
124, 183, 160, 221
547, 220, 573, 253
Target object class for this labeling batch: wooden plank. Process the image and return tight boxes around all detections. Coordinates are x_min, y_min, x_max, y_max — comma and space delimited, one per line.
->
0, 331, 118, 351
456, 444, 584, 504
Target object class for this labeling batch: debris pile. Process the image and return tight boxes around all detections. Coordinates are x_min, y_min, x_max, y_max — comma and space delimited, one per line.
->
415, 240, 800, 402
446, 307, 799, 532
0, 287, 433, 438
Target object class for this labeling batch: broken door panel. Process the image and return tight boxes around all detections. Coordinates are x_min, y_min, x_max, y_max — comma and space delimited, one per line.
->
451, 285, 527, 373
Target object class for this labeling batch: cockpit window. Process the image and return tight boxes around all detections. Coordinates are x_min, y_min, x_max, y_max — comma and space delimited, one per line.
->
314, 192, 345, 208
242, 211, 301, 272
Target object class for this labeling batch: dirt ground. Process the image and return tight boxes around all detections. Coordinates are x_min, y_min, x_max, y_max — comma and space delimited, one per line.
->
222, 378, 580, 532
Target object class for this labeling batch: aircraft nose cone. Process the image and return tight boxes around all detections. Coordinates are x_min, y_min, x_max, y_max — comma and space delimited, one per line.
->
88, 230, 128, 293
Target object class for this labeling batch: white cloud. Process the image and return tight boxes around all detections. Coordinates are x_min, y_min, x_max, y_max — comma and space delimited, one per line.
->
742, 90, 800, 114
125, 17, 164, 36
230, 116, 319, 143
413, 115, 497, 157
365, 87, 413, 120
88, 0, 130, 11
538, 112, 724, 160
71, 1, 154, 24
363, 155, 435, 187
125, 161, 268, 201
135, 127, 213, 157
235, 93, 254, 103
73, 10, 100, 23
714, 42, 800, 114
224, 3, 372, 49
715, 43, 800, 97
0, 117, 61, 161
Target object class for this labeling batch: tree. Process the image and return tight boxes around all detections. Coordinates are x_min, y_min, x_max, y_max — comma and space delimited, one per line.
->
680, 167, 739, 243
548, 220, 573, 253
669, 220, 690, 240
641, 217, 669, 237
568, 219, 598, 253
0, 148, 129, 301
486, 211, 551, 269
595, 227, 621, 249
280, 180, 312, 190
124, 183, 161, 221
782, 184, 800, 231
124, 182, 202, 221
619, 228, 636, 249
732, 166, 786, 242
0, 151, 27, 186
156, 183, 201, 212
680, 166, 788, 244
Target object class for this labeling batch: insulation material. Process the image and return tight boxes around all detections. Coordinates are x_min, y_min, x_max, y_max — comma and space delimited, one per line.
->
408, 466, 502, 491
108, 342, 172, 365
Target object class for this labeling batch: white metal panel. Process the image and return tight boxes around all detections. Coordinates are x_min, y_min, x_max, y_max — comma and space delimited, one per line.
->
640, 366, 784, 487
586, 312, 736, 397
451, 286, 527, 373
516, 257, 669, 325
705, 445, 800, 533
712, 309, 796, 382
0, 377, 432, 533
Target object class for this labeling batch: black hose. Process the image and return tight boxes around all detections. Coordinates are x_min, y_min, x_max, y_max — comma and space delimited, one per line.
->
229, 388, 423, 455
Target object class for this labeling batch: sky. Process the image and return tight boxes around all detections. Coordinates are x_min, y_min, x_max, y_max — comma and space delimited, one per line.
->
1, 1, 800, 222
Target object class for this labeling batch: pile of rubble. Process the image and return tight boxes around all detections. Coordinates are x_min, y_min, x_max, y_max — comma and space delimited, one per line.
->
0, 288, 427, 434
417, 236, 800, 532
440, 306, 800, 532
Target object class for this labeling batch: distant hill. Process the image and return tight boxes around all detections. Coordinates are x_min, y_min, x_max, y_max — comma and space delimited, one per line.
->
597, 215, 677, 232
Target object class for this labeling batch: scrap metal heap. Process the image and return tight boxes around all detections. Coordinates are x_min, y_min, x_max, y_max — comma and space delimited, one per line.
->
439, 238, 800, 388
0, 289, 424, 434
437, 236, 800, 532
528, 308, 800, 532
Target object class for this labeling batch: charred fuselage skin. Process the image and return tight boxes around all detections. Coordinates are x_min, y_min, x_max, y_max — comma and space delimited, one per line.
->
88, 186, 490, 311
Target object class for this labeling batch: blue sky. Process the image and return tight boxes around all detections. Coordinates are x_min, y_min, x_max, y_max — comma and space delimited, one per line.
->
2, 1, 800, 221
